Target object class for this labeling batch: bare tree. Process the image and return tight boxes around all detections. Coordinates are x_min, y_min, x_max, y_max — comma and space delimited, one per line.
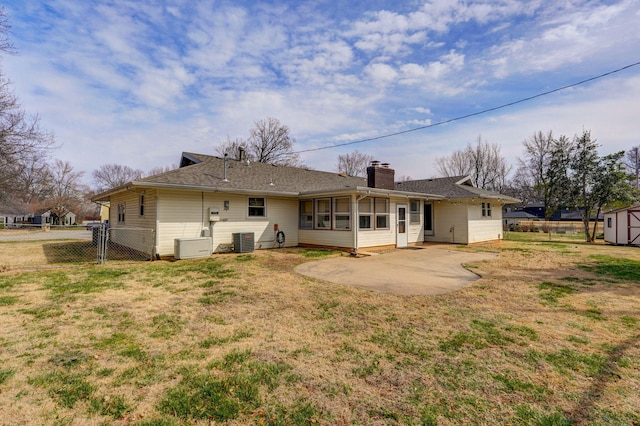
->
336, 151, 373, 176
214, 118, 302, 166
623, 145, 640, 189
0, 8, 55, 203
146, 164, 177, 177
46, 160, 88, 222
215, 137, 247, 160
248, 117, 301, 166
508, 130, 556, 205
92, 164, 144, 192
435, 135, 511, 191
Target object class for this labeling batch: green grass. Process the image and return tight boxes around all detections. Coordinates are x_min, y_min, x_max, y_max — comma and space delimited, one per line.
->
579, 255, 640, 281
0, 295, 19, 306
29, 370, 96, 408
159, 349, 294, 422
300, 248, 338, 258
538, 281, 577, 304
3, 245, 640, 424
0, 368, 15, 384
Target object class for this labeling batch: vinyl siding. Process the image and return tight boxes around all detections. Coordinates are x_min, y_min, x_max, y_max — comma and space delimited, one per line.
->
299, 229, 355, 248
108, 190, 157, 255
603, 212, 619, 244
156, 189, 299, 255
467, 203, 504, 243
424, 202, 469, 244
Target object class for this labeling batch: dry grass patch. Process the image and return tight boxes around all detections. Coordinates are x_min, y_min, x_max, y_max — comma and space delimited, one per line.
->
0, 242, 639, 425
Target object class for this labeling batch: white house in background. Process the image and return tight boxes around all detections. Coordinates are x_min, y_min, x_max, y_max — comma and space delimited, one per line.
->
91, 151, 519, 258
603, 205, 640, 246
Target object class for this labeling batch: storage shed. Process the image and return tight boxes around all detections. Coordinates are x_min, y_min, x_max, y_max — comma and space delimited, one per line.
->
603, 205, 640, 245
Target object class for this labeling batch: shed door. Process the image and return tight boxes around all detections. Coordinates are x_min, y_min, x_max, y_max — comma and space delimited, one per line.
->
628, 209, 640, 245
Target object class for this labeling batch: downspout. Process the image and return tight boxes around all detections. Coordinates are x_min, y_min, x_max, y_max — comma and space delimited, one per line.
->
353, 193, 369, 256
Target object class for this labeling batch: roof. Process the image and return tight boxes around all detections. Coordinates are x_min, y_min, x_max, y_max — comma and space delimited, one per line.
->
395, 176, 520, 203
92, 152, 442, 201
503, 211, 541, 219
604, 204, 640, 214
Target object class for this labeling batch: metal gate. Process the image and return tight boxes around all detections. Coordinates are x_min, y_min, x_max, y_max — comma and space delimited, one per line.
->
95, 225, 155, 263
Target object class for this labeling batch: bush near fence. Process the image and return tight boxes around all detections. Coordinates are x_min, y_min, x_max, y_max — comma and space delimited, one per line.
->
505, 220, 604, 235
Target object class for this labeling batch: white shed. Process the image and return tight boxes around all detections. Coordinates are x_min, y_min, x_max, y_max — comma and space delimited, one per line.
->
603, 205, 640, 245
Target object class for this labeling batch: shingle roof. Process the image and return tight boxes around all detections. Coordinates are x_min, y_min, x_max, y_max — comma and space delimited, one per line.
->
395, 176, 520, 203
133, 152, 367, 194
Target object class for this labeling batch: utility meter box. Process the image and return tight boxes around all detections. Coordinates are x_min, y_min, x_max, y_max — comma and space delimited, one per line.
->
208, 207, 220, 222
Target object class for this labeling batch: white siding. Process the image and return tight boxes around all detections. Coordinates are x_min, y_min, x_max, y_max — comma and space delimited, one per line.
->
109, 190, 157, 255
424, 202, 469, 244
603, 212, 620, 244
156, 190, 299, 256
467, 203, 504, 243
299, 229, 355, 248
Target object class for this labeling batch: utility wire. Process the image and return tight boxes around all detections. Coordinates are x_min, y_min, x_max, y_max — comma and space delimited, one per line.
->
295, 60, 640, 154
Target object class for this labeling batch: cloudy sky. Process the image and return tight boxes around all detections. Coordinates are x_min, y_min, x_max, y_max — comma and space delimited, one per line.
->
3, 0, 640, 184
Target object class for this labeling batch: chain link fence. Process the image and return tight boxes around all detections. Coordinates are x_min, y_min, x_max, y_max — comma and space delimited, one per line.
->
0, 224, 155, 271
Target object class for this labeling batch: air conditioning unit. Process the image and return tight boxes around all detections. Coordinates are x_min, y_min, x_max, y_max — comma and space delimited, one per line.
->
174, 237, 212, 259
233, 232, 255, 253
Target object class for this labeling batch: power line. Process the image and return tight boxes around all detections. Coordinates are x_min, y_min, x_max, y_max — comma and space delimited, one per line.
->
295, 60, 640, 154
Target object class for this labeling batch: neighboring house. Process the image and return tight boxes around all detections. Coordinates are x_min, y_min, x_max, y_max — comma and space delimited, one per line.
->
33, 209, 76, 226
603, 204, 640, 245
91, 151, 519, 258
501, 210, 542, 228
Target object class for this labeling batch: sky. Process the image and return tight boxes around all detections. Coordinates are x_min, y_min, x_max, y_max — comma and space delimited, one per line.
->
2, 0, 640, 185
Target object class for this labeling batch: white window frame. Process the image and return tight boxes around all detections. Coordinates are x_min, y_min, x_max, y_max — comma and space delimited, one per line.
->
333, 197, 351, 230
482, 202, 492, 218
358, 197, 373, 230
410, 200, 420, 224
375, 198, 390, 229
139, 194, 145, 217
117, 203, 126, 223
248, 197, 266, 218
315, 198, 331, 229
299, 200, 313, 229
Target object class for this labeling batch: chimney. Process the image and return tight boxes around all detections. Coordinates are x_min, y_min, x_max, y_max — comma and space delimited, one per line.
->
238, 146, 246, 162
367, 160, 395, 190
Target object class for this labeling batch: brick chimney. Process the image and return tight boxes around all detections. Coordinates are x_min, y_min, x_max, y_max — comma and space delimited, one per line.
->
367, 161, 395, 190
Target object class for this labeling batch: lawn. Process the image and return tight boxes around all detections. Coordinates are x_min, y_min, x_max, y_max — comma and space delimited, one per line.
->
0, 242, 639, 425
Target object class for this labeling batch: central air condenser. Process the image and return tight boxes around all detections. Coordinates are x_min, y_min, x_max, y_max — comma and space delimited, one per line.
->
174, 237, 212, 259
232, 232, 254, 253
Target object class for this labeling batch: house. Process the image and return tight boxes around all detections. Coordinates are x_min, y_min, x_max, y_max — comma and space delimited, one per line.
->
32, 209, 77, 226
603, 204, 640, 245
395, 177, 519, 243
91, 151, 519, 258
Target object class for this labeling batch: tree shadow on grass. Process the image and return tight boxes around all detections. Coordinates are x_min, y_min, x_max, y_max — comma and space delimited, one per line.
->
566, 333, 640, 424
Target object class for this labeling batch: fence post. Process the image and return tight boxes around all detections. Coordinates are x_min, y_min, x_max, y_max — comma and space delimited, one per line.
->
96, 224, 108, 264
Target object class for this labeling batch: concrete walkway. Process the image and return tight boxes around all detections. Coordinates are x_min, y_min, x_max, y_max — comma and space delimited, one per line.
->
295, 245, 496, 296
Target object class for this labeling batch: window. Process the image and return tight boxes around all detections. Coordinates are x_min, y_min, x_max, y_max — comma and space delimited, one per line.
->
315, 198, 331, 229
358, 197, 390, 230
359, 198, 373, 229
117, 203, 126, 223
375, 198, 389, 229
607, 217, 612, 228
482, 202, 492, 217
248, 197, 266, 217
410, 200, 420, 224
139, 195, 145, 216
299, 200, 313, 229
333, 197, 351, 230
